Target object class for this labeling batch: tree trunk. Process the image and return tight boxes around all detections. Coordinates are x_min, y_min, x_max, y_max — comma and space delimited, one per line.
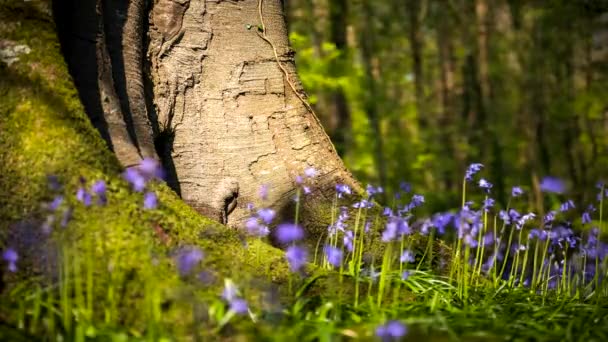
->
144, 0, 358, 228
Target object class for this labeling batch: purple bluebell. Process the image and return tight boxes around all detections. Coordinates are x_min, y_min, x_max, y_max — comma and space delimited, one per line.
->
559, 200, 575, 213
383, 207, 394, 217
344, 230, 354, 252
512, 186, 524, 197
478, 179, 493, 192
540, 176, 566, 194
323, 245, 343, 267
366, 184, 383, 197
400, 182, 412, 193
465, 163, 484, 181
143, 192, 158, 210
482, 197, 495, 211
139, 158, 165, 180
544, 211, 556, 224
401, 271, 411, 280
76, 187, 92, 206
407, 194, 425, 210
285, 245, 308, 272
230, 298, 249, 315
400, 250, 415, 263
432, 213, 453, 235
302, 186, 312, 195
419, 219, 433, 235
304, 167, 317, 178
48, 195, 63, 211
376, 320, 407, 341
516, 213, 536, 230
2, 248, 18, 272
257, 208, 275, 225
353, 199, 373, 209
582, 212, 592, 224
335, 184, 352, 198
175, 246, 204, 276
275, 223, 304, 244
295, 175, 303, 185
123, 168, 146, 192
91, 180, 107, 205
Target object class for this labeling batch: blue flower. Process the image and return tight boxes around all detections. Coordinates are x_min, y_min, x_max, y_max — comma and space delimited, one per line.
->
76, 187, 92, 206
335, 184, 352, 198
482, 197, 495, 211
91, 180, 107, 205
540, 177, 566, 194
257, 208, 276, 225
512, 186, 524, 197
285, 245, 308, 272
2, 248, 18, 272
221, 279, 239, 302
400, 250, 415, 263
275, 223, 304, 244
478, 178, 493, 192
559, 200, 575, 213
47, 175, 62, 191
143, 192, 158, 209
344, 230, 354, 252
582, 212, 592, 224
366, 184, 383, 197
323, 245, 343, 267
376, 320, 407, 341
465, 163, 484, 181
400, 182, 412, 193
139, 158, 165, 180
48, 195, 63, 211
230, 298, 249, 315
175, 246, 204, 276
123, 168, 146, 192
401, 271, 411, 280
304, 167, 317, 178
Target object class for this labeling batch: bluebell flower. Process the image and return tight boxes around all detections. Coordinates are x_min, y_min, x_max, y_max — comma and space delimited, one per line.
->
582, 212, 592, 224
76, 187, 92, 206
516, 213, 536, 230
407, 194, 425, 210
285, 245, 308, 272
335, 184, 352, 198
139, 158, 165, 180
143, 192, 158, 209
544, 210, 556, 225
482, 197, 495, 211
303, 186, 312, 195
465, 163, 484, 181
400, 250, 415, 263
382, 207, 393, 217
540, 177, 566, 194
123, 168, 146, 192
175, 246, 204, 276
295, 175, 303, 185
478, 178, 493, 192
401, 271, 411, 280
400, 182, 412, 193
257, 208, 275, 225
230, 298, 249, 315
376, 320, 407, 341
420, 219, 433, 235
2, 248, 18, 272
275, 223, 304, 244
343, 230, 354, 252
432, 213, 453, 235
48, 195, 63, 211
366, 184, 383, 197
353, 199, 373, 209
323, 245, 343, 268
559, 200, 575, 213
304, 167, 317, 178
91, 180, 107, 205
512, 186, 524, 197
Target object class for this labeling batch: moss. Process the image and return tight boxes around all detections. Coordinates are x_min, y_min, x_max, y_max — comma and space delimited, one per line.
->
0, 1, 293, 335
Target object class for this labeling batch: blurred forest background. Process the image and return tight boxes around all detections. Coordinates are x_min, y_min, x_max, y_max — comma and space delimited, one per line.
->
284, 0, 608, 212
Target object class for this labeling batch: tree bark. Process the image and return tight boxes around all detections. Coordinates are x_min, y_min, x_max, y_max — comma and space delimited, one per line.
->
144, 0, 358, 227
